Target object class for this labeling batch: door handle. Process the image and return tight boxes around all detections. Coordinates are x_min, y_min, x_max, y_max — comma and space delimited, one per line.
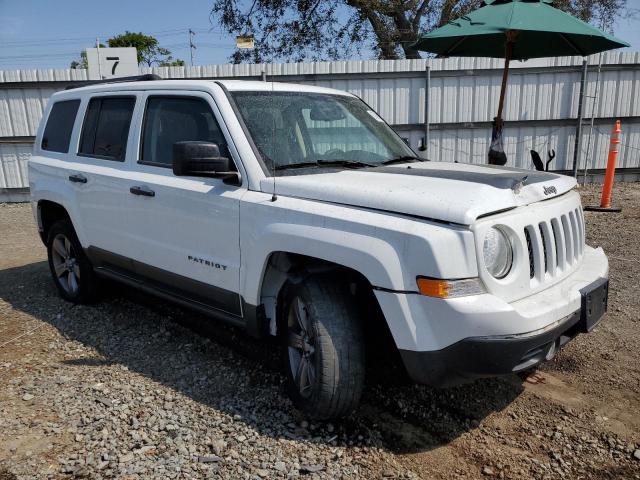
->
129, 185, 155, 197
68, 174, 87, 184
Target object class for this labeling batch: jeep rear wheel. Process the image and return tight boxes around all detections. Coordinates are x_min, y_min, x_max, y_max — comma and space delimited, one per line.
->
282, 275, 365, 419
47, 220, 98, 303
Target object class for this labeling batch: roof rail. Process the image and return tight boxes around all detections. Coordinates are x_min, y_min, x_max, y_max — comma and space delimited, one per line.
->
65, 74, 162, 90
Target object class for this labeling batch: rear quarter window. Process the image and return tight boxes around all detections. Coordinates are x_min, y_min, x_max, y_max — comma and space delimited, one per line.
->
79, 96, 136, 161
41, 99, 81, 153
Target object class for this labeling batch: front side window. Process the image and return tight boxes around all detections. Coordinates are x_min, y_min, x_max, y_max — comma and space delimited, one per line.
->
140, 96, 228, 167
79, 97, 135, 161
41, 99, 80, 153
231, 91, 416, 175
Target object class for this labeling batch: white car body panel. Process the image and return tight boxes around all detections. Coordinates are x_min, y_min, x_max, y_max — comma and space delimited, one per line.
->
376, 246, 608, 351
239, 190, 478, 305
120, 89, 245, 312
262, 162, 577, 226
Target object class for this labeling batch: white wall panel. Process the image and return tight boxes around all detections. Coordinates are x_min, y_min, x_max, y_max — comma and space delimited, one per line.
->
1, 54, 639, 189
0, 143, 31, 189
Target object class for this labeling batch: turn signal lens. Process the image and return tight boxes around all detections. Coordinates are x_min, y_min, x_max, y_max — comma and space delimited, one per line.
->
416, 277, 486, 299
416, 278, 450, 298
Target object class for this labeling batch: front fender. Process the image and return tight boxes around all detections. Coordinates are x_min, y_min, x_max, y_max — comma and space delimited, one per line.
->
242, 222, 403, 305
239, 192, 477, 306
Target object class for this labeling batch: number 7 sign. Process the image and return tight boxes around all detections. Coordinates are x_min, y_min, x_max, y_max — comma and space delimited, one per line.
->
106, 56, 120, 75
86, 47, 138, 80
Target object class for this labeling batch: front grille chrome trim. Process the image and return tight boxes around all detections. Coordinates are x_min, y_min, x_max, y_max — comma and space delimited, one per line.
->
524, 207, 585, 287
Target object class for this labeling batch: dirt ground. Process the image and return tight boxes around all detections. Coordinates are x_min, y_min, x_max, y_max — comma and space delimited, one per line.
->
0, 184, 639, 479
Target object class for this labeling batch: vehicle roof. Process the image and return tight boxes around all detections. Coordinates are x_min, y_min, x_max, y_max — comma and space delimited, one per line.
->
52, 79, 352, 99
218, 80, 351, 96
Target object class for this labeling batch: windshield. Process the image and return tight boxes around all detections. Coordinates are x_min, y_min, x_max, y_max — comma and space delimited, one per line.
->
231, 91, 417, 175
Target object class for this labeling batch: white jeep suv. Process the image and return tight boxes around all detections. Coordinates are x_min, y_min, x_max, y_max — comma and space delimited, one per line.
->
29, 76, 609, 419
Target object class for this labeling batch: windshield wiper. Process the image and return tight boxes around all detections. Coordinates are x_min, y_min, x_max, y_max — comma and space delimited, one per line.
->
380, 155, 424, 165
274, 159, 376, 171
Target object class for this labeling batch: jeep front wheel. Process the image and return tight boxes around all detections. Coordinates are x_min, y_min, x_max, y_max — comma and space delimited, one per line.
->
282, 275, 365, 419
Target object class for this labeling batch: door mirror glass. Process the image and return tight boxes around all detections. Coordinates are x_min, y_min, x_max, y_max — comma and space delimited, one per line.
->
172, 141, 238, 182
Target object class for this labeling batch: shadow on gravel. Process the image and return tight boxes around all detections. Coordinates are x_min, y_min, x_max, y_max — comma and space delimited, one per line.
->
0, 261, 523, 455
0, 467, 18, 480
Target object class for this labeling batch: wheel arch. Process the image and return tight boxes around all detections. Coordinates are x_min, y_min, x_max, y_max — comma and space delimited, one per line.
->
256, 252, 389, 338
37, 199, 72, 244
255, 251, 407, 382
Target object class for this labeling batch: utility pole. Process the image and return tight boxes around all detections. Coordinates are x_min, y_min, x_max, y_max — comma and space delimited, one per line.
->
572, 59, 588, 178
188, 29, 196, 66
582, 53, 603, 185
420, 63, 431, 154
96, 38, 103, 79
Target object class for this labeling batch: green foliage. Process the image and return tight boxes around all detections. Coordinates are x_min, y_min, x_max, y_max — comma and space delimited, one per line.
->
107, 31, 185, 66
210, 0, 629, 62
159, 58, 186, 67
70, 43, 104, 69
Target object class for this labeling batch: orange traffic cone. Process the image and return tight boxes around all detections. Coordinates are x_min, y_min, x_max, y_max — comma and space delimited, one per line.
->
585, 120, 622, 213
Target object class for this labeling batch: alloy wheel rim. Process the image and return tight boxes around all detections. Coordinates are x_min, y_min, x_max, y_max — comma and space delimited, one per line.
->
51, 233, 80, 295
287, 296, 316, 398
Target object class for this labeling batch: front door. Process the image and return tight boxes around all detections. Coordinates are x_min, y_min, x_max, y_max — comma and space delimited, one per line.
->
123, 92, 244, 317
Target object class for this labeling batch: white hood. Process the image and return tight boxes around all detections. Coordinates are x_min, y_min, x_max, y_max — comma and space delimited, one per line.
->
262, 162, 577, 225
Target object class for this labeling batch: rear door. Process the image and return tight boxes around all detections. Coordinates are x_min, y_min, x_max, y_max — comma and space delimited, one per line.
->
122, 91, 244, 317
69, 93, 140, 267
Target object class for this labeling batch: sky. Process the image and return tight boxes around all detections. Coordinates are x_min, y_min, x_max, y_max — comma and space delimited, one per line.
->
0, 0, 237, 69
1, 0, 640, 71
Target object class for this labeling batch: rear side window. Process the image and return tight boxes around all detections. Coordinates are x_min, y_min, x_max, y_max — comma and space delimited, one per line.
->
79, 97, 135, 161
140, 96, 227, 167
41, 100, 80, 153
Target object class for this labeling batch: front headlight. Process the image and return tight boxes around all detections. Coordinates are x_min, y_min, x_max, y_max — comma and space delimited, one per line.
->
483, 227, 513, 278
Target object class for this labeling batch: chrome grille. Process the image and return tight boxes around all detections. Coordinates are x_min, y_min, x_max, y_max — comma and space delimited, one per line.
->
524, 206, 585, 282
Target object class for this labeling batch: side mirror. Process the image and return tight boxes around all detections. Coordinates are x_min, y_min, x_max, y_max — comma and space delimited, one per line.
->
172, 141, 240, 184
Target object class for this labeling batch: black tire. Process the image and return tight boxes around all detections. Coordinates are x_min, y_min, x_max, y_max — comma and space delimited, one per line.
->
46, 219, 98, 303
281, 274, 365, 419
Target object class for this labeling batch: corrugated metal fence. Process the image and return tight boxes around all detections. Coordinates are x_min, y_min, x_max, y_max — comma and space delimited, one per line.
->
1, 52, 639, 190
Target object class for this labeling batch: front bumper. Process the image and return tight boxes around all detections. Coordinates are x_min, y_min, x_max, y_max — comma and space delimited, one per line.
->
374, 246, 609, 387
399, 290, 603, 387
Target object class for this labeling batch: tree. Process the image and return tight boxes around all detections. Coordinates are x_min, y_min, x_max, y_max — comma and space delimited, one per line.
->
159, 58, 186, 67
210, 0, 628, 63
70, 32, 184, 68
70, 51, 87, 70
107, 31, 184, 66
70, 43, 104, 69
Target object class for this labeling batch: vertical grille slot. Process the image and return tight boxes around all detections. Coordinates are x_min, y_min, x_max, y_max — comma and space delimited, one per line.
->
575, 207, 585, 255
538, 223, 548, 273
538, 221, 558, 275
561, 214, 574, 264
568, 211, 580, 261
551, 218, 565, 270
524, 228, 535, 279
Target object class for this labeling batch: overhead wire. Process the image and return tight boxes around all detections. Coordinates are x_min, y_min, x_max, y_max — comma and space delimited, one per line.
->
0, 27, 224, 48
0, 27, 233, 67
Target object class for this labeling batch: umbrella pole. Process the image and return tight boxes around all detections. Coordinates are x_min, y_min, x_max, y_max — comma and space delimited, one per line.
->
496, 39, 514, 126
488, 37, 515, 165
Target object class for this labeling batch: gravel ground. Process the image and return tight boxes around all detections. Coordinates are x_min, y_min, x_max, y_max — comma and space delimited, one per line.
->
0, 184, 639, 479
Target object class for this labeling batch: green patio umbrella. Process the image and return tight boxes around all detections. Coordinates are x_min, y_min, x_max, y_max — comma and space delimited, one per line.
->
413, 0, 629, 165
